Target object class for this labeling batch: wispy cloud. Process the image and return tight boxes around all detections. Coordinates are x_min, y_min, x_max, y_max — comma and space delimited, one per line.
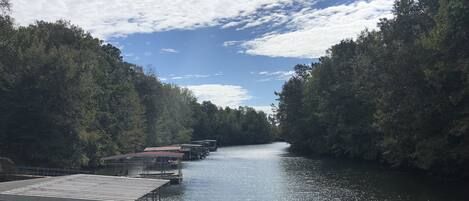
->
186, 84, 252, 108
172, 74, 208, 80
10, 0, 393, 58
160, 48, 179, 54
123, 53, 134, 57
237, 0, 394, 58
251, 70, 294, 82
10, 0, 297, 39
223, 40, 242, 47
163, 72, 223, 81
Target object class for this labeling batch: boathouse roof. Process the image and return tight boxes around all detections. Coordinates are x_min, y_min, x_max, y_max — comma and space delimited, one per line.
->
101, 151, 184, 161
192, 139, 216, 143
0, 174, 169, 201
144, 146, 182, 152
178, 144, 203, 147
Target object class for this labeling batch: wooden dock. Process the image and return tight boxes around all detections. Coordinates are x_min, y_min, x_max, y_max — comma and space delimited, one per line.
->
0, 174, 169, 201
99, 139, 218, 185
139, 170, 183, 185
144, 144, 209, 160
102, 151, 184, 185
1, 157, 91, 182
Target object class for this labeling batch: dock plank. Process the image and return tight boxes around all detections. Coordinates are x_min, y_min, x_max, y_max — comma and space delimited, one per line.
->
0, 174, 169, 201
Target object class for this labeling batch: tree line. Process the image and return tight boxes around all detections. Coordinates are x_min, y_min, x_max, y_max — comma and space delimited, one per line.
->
0, 3, 276, 168
276, 0, 469, 179
192, 101, 276, 146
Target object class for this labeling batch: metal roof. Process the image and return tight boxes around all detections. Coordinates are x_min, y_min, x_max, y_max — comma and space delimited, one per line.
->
102, 151, 184, 161
178, 144, 203, 147
0, 174, 169, 201
144, 146, 182, 152
192, 139, 216, 143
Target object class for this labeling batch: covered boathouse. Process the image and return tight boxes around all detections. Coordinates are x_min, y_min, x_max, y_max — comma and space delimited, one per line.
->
144, 144, 209, 160
101, 151, 184, 184
0, 174, 169, 201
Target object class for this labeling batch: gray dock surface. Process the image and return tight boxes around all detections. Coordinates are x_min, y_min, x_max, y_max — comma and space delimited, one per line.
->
0, 174, 169, 201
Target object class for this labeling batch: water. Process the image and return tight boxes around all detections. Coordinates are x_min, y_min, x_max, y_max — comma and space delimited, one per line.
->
161, 142, 469, 201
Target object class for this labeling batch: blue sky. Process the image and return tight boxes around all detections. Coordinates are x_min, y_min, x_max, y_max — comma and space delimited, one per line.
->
107, 29, 311, 109
10, 0, 394, 114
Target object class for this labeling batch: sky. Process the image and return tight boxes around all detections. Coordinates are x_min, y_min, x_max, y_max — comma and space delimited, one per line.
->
9, 0, 394, 114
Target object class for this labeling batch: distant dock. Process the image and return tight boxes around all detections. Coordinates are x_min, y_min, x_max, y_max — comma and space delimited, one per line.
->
102, 151, 184, 184
0, 139, 219, 200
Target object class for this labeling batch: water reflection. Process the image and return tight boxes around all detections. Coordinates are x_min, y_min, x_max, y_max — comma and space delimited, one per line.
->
161, 142, 469, 201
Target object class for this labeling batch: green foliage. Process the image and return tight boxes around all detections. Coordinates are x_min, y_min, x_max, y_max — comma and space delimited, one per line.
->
277, 0, 469, 178
0, 17, 276, 168
192, 101, 275, 146
0, 0, 9, 15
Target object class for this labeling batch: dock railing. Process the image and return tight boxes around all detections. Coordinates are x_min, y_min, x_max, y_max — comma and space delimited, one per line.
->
4, 166, 91, 177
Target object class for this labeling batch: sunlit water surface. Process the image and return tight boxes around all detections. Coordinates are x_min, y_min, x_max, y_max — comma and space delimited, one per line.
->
161, 142, 469, 201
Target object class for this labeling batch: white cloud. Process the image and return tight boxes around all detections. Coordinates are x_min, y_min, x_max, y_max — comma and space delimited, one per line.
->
235, 12, 291, 31
173, 74, 208, 80
10, 0, 394, 58
160, 48, 179, 54
163, 72, 223, 81
10, 0, 295, 39
222, 40, 241, 47
186, 84, 252, 107
221, 21, 245, 29
253, 70, 295, 81
237, 0, 394, 58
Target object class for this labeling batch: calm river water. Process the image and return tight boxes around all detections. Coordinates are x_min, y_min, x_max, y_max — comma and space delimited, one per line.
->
161, 142, 469, 201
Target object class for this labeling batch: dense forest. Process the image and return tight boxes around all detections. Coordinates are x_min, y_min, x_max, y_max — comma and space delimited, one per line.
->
0, 1, 275, 168
277, 0, 469, 179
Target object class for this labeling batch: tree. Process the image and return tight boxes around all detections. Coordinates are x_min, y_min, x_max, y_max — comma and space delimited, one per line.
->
276, 64, 312, 151
0, 0, 9, 15
0, 12, 277, 168
276, 0, 469, 178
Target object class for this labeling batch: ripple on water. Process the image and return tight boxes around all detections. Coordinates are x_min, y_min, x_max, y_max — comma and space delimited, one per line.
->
161, 142, 469, 201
